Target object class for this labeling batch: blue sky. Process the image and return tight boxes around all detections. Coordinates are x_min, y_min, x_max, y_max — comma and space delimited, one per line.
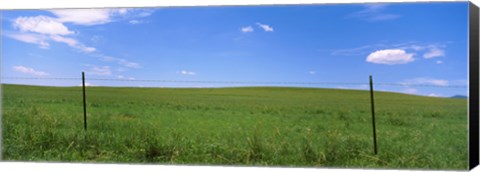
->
1, 2, 469, 97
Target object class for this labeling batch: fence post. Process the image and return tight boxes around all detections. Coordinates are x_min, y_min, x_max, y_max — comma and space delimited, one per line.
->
82, 72, 87, 131
369, 75, 378, 155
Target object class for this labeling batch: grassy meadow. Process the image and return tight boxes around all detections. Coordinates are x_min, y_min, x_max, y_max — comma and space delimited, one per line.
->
1, 84, 468, 170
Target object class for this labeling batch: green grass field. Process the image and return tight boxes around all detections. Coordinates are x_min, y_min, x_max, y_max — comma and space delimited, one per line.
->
1, 84, 468, 170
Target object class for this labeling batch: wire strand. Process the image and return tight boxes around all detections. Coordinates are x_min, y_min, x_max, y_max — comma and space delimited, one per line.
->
0, 76, 468, 88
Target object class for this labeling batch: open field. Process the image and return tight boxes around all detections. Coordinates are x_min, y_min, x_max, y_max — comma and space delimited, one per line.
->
1, 84, 468, 169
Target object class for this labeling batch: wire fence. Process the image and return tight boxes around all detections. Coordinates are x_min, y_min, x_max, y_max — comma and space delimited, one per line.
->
1, 74, 469, 155
0, 76, 468, 88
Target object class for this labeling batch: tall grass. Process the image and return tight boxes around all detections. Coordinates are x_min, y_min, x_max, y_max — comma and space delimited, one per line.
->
1, 84, 468, 169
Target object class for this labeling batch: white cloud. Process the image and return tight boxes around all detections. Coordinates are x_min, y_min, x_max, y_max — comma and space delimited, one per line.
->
97, 55, 115, 61
256, 22, 274, 32
427, 93, 442, 97
367, 14, 400, 21
10, 8, 155, 52
361, 4, 387, 12
241, 26, 254, 33
50, 9, 117, 26
436, 60, 443, 64
9, 9, 150, 72
129, 20, 142, 24
335, 85, 369, 90
6, 33, 50, 48
450, 79, 468, 86
6, 33, 95, 52
49, 35, 77, 46
392, 88, 443, 97
332, 42, 447, 58
12, 66, 48, 76
90, 35, 103, 43
409, 45, 425, 51
84, 65, 112, 76
11, 15, 98, 53
118, 59, 141, 69
13, 16, 74, 35
308, 71, 316, 75
423, 47, 445, 58
80, 82, 95, 87
49, 8, 153, 26
94, 54, 141, 69
403, 44, 445, 59
366, 49, 415, 65
90, 35, 105, 44
402, 78, 449, 86
117, 8, 129, 15
50, 35, 78, 47
177, 70, 196, 75
137, 10, 154, 17
331, 44, 379, 56
50, 35, 96, 53
402, 88, 418, 94
349, 4, 400, 22
116, 75, 134, 80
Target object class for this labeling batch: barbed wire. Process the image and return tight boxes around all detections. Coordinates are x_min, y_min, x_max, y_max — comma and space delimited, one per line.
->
0, 76, 468, 88
372, 83, 467, 88
1, 77, 79, 80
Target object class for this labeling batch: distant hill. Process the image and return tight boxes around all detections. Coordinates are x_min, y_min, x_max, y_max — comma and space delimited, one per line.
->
450, 95, 468, 99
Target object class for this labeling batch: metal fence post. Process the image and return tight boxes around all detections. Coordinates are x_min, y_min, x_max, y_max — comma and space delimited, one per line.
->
369, 75, 378, 155
82, 72, 87, 131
